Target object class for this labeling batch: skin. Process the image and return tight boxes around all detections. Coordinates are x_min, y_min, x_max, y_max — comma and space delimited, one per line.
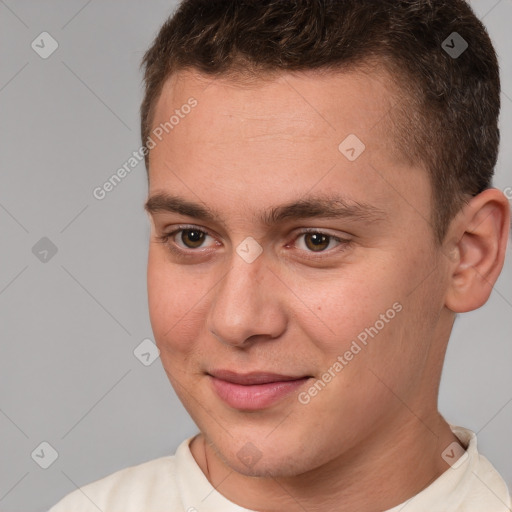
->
145, 67, 510, 512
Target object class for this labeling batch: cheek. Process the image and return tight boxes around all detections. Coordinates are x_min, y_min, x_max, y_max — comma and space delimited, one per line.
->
291, 262, 401, 356
295, 255, 429, 391
147, 249, 207, 354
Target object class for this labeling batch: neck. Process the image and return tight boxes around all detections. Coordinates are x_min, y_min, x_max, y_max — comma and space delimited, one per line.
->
190, 412, 461, 512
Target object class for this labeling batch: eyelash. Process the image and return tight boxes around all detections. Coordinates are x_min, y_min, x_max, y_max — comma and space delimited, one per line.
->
155, 224, 352, 261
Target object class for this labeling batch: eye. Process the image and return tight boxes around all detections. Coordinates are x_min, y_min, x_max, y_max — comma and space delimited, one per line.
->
298, 232, 335, 252
293, 229, 350, 255
176, 228, 210, 249
156, 226, 218, 252
156, 225, 351, 261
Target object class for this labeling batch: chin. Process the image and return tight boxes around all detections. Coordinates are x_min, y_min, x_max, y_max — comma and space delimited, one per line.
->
207, 430, 326, 479
224, 450, 311, 478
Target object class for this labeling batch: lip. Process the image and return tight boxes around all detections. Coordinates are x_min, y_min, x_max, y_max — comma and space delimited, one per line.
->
208, 370, 311, 410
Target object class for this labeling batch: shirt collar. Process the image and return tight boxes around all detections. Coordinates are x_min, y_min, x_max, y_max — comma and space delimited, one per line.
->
175, 426, 493, 512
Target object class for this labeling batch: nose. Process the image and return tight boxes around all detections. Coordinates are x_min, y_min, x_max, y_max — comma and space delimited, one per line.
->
206, 249, 287, 347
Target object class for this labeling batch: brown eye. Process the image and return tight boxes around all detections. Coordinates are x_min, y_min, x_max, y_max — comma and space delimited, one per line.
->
181, 229, 206, 248
304, 233, 331, 252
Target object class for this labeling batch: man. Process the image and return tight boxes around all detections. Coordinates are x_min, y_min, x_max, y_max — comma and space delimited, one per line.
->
50, 0, 511, 510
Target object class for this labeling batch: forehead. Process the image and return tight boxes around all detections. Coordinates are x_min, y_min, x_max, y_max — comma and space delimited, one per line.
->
150, 67, 402, 172
153, 65, 399, 144
147, 67, 431, 227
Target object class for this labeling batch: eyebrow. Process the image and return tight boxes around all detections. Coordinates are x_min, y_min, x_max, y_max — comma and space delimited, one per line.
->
144, 192, 386, 225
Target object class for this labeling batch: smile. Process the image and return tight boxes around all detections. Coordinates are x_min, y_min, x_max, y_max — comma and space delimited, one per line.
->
207, 370, 311, 410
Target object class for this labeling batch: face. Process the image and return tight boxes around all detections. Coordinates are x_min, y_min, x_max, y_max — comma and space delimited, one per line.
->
145, 68, 453, 477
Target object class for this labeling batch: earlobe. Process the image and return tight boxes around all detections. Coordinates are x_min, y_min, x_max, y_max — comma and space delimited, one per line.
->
445, 189, 510, 313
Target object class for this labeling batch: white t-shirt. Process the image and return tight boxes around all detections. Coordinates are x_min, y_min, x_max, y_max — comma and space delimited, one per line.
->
49, 426, 511, 512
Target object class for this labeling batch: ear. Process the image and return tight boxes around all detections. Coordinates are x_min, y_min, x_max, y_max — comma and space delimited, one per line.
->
444, 188, 510, 313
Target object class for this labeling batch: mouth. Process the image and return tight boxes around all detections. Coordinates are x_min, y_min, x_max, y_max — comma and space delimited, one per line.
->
207, 369, 312, 410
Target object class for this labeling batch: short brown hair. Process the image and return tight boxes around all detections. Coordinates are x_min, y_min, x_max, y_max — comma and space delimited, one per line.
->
140, 0, 500, 242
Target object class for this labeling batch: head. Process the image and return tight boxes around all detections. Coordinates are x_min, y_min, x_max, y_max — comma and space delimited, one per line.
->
141, 0, 509, 477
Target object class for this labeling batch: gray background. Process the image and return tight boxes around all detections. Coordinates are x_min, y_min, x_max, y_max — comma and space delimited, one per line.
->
0, 1, 511, 511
